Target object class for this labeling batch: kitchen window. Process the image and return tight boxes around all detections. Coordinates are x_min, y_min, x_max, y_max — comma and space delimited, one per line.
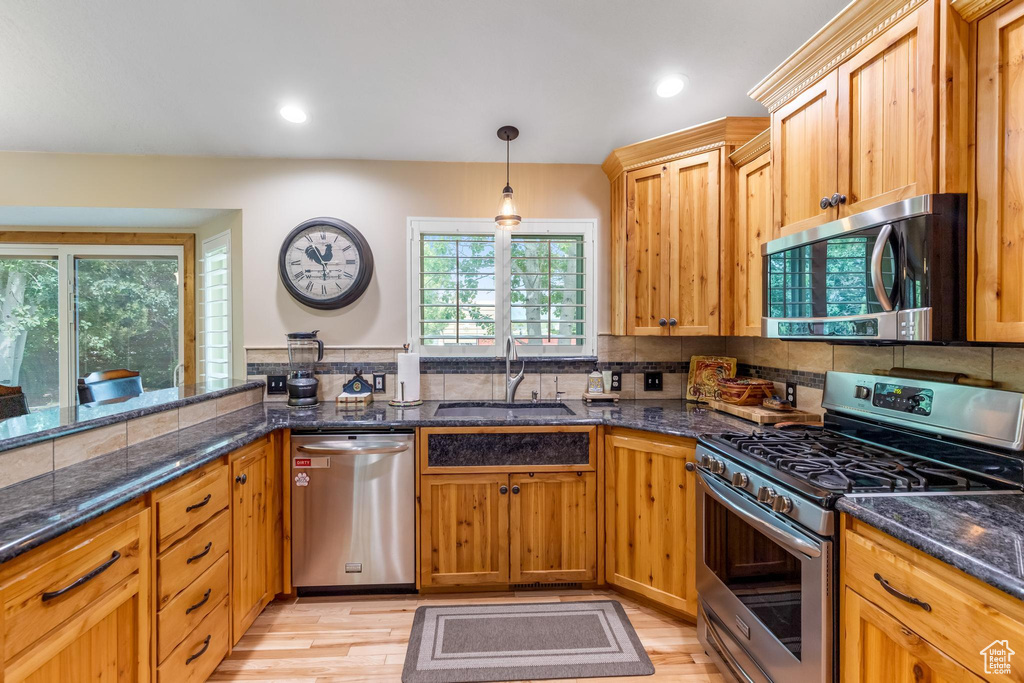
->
408, 219, 596, 356
199, 231, 232, 387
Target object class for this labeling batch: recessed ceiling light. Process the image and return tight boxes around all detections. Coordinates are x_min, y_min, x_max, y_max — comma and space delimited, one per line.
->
656, 74, 687, 98
279, 105, 308, 123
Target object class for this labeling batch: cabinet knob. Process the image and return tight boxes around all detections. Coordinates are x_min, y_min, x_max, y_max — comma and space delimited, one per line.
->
511, 485, 520, 494
658, 318, 668, 327
830, 193, 847, 207
819, 197, 831, 210
668, 318, 678, 327
499, 485, 508, 495
235, 474, 247, 485
685, 462, 696, 472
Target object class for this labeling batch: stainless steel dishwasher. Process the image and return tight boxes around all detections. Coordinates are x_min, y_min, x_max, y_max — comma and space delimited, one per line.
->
290, 430, 415, 592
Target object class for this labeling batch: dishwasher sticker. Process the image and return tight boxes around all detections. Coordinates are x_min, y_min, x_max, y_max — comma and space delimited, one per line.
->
293, 456, 330, 468
294, 472, 310, 487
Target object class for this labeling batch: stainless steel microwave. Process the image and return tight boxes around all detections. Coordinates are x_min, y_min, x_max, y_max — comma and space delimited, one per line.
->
761, 194, 967, 343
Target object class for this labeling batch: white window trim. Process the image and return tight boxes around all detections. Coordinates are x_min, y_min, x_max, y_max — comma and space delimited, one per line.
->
406, 218, 597, 357
200, 230, 232, 385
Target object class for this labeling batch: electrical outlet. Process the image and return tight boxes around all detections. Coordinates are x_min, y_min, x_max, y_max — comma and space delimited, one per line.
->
644, 372, 663, 392
786, 381, 797, 407
266, 375, 287, 395
610, 371, 622, 392
373, 373, 386, 393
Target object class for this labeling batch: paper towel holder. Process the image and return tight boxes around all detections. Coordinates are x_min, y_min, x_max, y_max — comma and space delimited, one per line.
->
389, 344, 424, 407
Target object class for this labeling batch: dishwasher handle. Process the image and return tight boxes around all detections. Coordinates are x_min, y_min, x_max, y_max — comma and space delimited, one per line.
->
296, 443, 409, 456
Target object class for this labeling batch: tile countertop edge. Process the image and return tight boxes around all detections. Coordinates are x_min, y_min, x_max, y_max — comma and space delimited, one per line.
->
0, 380, 266, 454
836, 496, 1024, 602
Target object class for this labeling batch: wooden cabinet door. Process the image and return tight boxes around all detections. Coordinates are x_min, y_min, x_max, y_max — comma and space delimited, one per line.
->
975, 0, 1024, 342
604, 431, 697, 616
836, 0, 937, 217
668, 151, 721, 335
231, 441, 270, 640
509, 472, 596, 583
772, 71, 838, 236
420, 474, 510, 587
21, 584, 147, 683
625, 164, 672, 335
734, 150, 773, 336
842, 588, 983, 683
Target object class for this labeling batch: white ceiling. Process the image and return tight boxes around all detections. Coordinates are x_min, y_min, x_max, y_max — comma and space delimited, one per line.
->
0, 0, 848, 164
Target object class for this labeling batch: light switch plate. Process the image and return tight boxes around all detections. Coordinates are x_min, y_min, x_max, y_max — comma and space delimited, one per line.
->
373, 373, 386, 393
266, 375, 287, 395
644, 372, 663, 392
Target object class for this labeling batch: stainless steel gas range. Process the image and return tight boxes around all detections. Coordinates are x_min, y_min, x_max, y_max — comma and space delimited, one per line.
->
694, 371, 1024, 683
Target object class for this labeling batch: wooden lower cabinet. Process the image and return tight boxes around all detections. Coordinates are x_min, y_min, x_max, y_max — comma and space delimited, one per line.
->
419, 473, 511, 587
842, 588, 983, 683
510, 472, 597, 583
604, 429, 698, 616
230, 438, 273, 640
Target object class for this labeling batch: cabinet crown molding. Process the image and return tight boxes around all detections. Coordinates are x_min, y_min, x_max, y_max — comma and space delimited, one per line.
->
601, 116, 768, 179
728, 129, 770, 167
951, 0, 1012, 20
748, 0, 931, 113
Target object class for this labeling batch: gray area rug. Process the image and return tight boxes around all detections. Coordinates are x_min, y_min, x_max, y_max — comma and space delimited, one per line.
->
402, 600, 655, 682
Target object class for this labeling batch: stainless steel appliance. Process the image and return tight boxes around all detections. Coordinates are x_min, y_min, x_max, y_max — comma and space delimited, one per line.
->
286, 331, 324, 407
696, 371, 1024, 682
290, 431, 416, 591
761, 194, 966, 342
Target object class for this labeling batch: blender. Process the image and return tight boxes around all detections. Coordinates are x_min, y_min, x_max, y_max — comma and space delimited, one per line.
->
285, 331, 324, 407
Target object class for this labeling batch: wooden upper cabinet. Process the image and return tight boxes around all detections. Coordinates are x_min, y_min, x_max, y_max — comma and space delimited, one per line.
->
668, 151, 721, 335
975, 0, 1024, 342
509, 472, 597, 583
625, 164, 671, 335
419, 473, 510, 587
772, 71, 838, 236
836, 0, 937, 216
842, 588, 984, 683
731, 134, 772, 337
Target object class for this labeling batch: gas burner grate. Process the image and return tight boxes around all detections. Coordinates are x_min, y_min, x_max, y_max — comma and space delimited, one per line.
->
710, 430, 988, 493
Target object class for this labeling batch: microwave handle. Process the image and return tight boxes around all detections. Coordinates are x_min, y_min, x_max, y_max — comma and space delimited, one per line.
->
871, 224, 896, 312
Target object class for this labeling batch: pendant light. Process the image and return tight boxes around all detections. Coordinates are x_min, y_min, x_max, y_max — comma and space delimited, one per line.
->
495, 125, 521, 230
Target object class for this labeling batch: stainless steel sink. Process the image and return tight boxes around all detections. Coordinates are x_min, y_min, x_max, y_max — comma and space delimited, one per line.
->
433, 402, 575, 418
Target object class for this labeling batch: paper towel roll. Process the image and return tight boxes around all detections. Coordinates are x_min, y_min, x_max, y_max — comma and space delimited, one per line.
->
395, 352, 420, 403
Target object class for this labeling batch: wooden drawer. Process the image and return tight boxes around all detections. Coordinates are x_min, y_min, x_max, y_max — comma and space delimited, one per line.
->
157, 595, 230, 683
843, 517, 1024, 678
157, 552, 230, 663
157, 509, 230, 609
2, 508, 146, 663
155, 462, 229, 553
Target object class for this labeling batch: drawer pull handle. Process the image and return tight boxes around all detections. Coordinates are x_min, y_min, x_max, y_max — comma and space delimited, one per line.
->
185, 588, 212, 615
185, 635, 212, 665
874, 572, 932, 612
185, 494, 212, 513
186, 542, 213, 565
41, 550, 121, 602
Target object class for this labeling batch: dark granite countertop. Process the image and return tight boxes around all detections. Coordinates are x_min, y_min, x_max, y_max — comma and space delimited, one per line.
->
0, 398, 757, 565
837, 493, 1024, 601
0, 380, 265, 453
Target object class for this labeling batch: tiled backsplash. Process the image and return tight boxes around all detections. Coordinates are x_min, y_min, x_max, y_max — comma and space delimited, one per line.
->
247, 337, 1024, 408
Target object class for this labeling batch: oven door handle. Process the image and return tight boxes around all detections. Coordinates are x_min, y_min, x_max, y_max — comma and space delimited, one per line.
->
698, 472, 822, 559
871, 223, 896, 312
297, 443, 408, 456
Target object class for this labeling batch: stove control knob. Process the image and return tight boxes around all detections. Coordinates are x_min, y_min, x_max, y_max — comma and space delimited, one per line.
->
756, 486, 777, 504
772, 496, 793, 513
700, 454, 712, 469
709, 458, 726, 475
854, 385, 871, 400
731, 472, 749, 488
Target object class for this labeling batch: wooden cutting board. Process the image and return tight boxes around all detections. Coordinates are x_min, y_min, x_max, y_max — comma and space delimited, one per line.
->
707, 399, 822, 425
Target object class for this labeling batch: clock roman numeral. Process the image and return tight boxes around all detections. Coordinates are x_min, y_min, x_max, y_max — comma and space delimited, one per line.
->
290, 260, 300, 266
346, 259, 356, 264
294, 271, 305, 280
342, 271, 354, 279
305, 281, 314, 292
336, 282, 344, 290
321, 284, 327, 295
342, 245, 352, 252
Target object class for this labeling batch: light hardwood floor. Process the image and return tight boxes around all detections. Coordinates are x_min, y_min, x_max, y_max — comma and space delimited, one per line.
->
209, 588, 725, 682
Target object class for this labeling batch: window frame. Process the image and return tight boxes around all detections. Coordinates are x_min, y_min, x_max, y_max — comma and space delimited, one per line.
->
200, 230, 232, 386
407, 218, 597, 357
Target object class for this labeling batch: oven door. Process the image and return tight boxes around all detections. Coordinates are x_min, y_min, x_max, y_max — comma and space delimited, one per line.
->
696, 471, 832, 683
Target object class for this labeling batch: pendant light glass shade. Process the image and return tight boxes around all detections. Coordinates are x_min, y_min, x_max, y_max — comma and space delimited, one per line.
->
495, 126, 521, 230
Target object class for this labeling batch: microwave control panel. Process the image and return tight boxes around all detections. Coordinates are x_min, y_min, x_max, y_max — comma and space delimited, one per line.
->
872, 382, 934, 416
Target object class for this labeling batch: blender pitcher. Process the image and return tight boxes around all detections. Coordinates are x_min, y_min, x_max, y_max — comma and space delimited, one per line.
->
285, 331, 324, 406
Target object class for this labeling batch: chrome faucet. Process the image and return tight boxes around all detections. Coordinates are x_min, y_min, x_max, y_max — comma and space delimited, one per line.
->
504, 334, 525, 402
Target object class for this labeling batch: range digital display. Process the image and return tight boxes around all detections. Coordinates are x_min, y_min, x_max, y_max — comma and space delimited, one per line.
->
872, 383, 934, 416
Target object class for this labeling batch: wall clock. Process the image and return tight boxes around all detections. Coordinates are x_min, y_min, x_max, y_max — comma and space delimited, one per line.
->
278, 217, 374, 310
